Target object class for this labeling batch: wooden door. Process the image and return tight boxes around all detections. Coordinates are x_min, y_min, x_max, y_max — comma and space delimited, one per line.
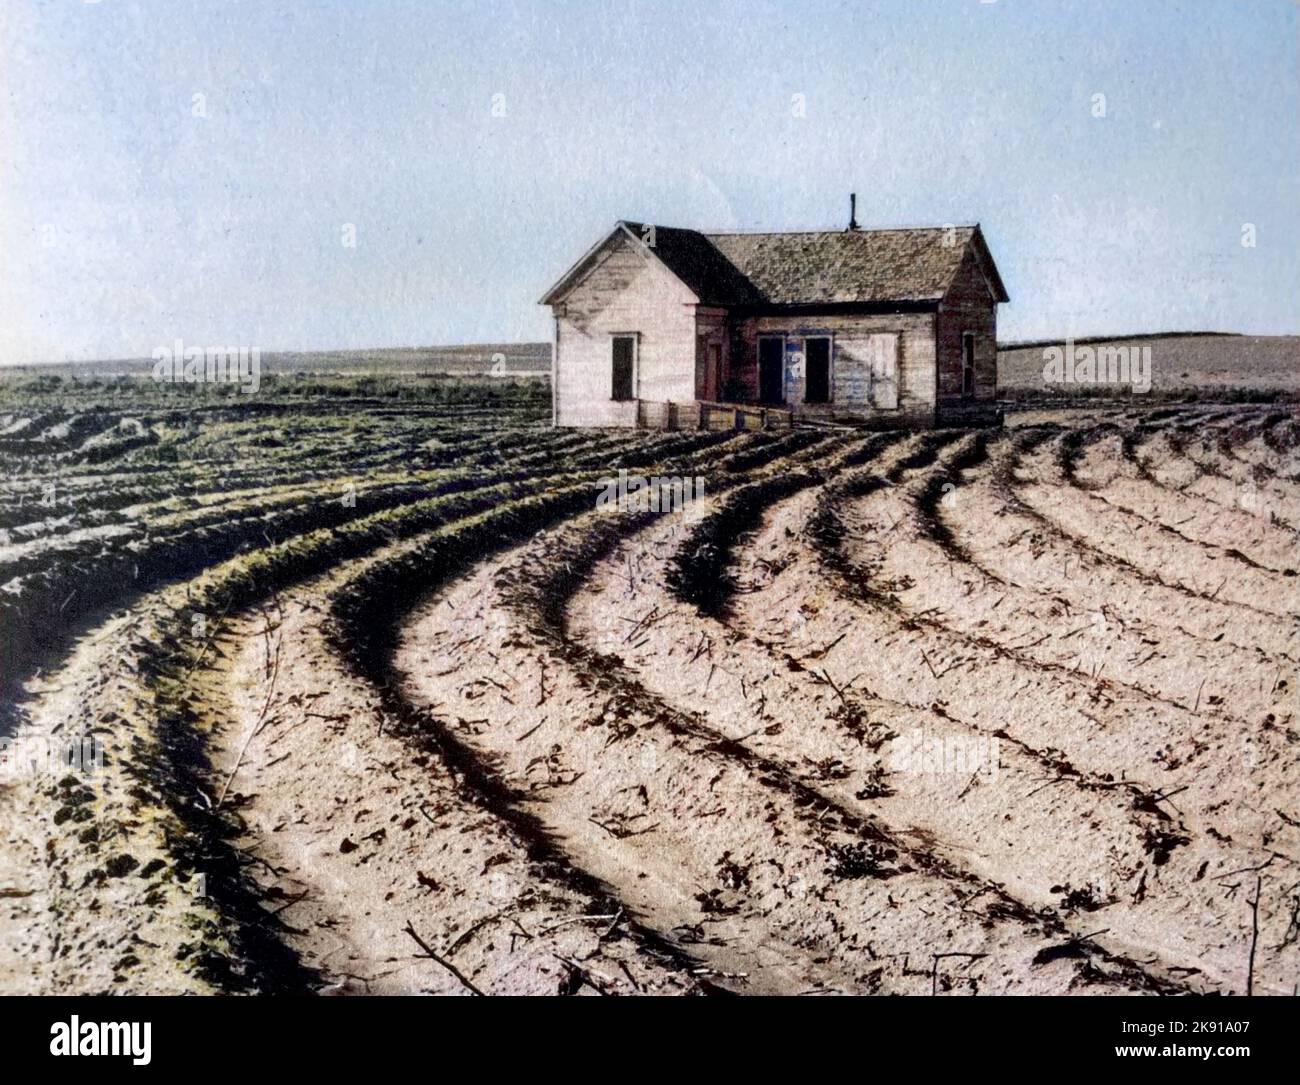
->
697, 338, 724, 401
804, 337, 831, 404
758, 337, 784, 405
868, 333, 899, 409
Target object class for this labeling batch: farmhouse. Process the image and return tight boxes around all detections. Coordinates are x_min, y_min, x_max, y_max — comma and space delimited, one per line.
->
539, 204, 1008, 429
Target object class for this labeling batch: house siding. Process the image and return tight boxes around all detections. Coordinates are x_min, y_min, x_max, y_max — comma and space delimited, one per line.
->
936, 249, 998, 403
730, 311, 938, 426
544, 225, 1004, 429
552, 235, 698, 427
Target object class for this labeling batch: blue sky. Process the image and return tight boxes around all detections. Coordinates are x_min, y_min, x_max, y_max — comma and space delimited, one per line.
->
1, 0, 1296, 364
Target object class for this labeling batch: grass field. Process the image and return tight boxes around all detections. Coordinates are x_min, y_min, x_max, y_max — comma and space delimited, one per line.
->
0, 371, 1296, 996
0, 343, 554, 382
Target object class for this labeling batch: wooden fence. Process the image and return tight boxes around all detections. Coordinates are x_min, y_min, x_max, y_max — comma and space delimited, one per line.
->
636, 399, 794, 432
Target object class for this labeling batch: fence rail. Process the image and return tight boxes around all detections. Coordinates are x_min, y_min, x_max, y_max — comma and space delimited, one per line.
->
636, 399, 794, 432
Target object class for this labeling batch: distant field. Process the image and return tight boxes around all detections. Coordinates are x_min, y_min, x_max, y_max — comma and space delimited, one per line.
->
0, 342, 554, 381
998, 333, 1300, 401
7, 333, 1295, 407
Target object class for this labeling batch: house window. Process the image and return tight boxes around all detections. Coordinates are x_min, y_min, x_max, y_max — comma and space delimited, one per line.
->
611, 335, 636, 401
961, 332, 976, 398
804, 337, 831, 404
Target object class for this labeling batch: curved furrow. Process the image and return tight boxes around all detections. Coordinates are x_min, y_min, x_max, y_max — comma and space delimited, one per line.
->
932, 430, 1299, 673
802, 435, 1295, 990
379, 434, 904, 992
899, 433, 1295, 727
393, 433, 1187, 994
1, 427, 730, 994
7, 391, 1293, 998
0, 468, 472, 577
315, 432, 770, 991
1064, 428, 1300, 576
832, 441, 1289, 982
564, 438, 1182, 965
0, 421, 576, 542
833, 432, 1265, 731
0, 416, 560, 524
0, 427, 674, 579
0, 480, 480, 993
0, 469, 527, 706
0, 410, 117, 456
0, 424, 671, 708
633, 433, 1275, 991
1102, 414, 1300, 549
1, 577, 301, 995
1134, 425, 1300, 531
668, 431, 962, 618
1208, 410, 1300, 482
1013, 431, 1300, 621
199, 484, 723, 994
992, 427, 1299, 637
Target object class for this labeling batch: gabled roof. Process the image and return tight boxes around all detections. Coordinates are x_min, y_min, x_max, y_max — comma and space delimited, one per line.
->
621, 222, 767, 307
537, 221, 763, 307
707, 225, 1008, 305
540, 220, 1009, 309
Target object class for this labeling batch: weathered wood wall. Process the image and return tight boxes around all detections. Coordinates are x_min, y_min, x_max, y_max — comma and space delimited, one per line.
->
936, 248, 999, 403
551, 234, 697, 427
694, 307, 729, 402
548, 234, 1000, 429
729, 312, 938, 427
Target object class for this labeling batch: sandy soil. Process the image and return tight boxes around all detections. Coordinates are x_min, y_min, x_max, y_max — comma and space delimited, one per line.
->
394, 435, 1195, 993
0, 595, 229, 994
4, 407, 1296, 995
198, 544, 700, 995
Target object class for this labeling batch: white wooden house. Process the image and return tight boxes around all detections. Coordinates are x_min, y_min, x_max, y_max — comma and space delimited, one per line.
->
539, 208, 1008, 429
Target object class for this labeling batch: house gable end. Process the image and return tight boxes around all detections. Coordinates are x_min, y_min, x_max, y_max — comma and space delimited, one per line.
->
959, 226, 1009, 304
941, 247, 998, 309
540, 223, 703, 308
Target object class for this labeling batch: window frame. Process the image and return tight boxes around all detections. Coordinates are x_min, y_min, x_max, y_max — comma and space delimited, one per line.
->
802, 335, 833, 405
610, 333, 639, 402
961, 331, 976, 399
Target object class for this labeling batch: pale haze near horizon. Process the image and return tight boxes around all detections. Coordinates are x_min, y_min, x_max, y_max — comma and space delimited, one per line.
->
1, 0, 1296, 366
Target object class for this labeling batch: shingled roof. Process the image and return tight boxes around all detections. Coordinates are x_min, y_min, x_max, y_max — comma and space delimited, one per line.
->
705, 226, 1007, 305
540, 220, 1008, 308
621, 223, 766, 307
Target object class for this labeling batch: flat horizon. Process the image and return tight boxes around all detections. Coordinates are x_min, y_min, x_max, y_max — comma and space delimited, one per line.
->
2, 0, 1297, 366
